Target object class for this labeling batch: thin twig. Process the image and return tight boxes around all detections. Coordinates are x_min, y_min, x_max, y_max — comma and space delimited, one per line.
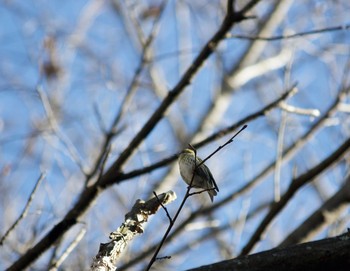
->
36, 86, 86, 173
198, 125, 247, 167
274, 111, 287, 202
117, 83, 348, 270
86, 143, 112, 186
6, 1, 262, 269
0, 173, 45, 246
145, 186, 191, 270
145, 125, 246, 270
116, 84, 297, 183
110, 1, 167, 130
153, 191, 173, 223
85, 2, 167, 186
188, 188, 217, 197
155, 255, 171, 260
99, 0, 259, 189
137, 200, 270, 271
49, 227, 86, 271
145, 150, 199, 270
92, 102, 107, 133
279, 102, 321, 117
227, 24, 350, 41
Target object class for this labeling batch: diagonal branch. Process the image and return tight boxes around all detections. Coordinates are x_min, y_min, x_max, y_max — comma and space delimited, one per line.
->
186, 232, 350, 271
99, 2, 258, 188
0, 173, 45, 246
117, 86, 347, 270
91, 191, 176, 271
85, 2, 166, 185
279, 175, 350, 247
227, 24, 350, 41
239, 137, 350, 256
115, 84, 297, 183
6, 2, 262, 270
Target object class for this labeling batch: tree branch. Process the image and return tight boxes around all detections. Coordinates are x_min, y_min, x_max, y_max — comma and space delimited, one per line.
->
90, 191, 176, 271
115, 84, 297, 183
4, 2, 262, 270
186, 232, 350, 271
279, 175, 350, 247
0, 173, 45, 246
228, 24, 350, 41
99, 0, 260, 188
240, 137, 350, 255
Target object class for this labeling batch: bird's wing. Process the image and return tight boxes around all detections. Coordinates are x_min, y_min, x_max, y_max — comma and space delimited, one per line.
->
195, 164, 219, 192
206, 167, 219, 192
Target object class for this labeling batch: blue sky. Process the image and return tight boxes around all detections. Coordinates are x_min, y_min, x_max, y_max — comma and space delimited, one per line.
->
1, 0, 350, 270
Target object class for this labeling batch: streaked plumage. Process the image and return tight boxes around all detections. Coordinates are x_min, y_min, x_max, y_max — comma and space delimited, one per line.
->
178, 148, 219, 202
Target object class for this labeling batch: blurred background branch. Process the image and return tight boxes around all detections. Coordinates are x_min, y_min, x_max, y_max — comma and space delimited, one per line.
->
0, 0, 349, 270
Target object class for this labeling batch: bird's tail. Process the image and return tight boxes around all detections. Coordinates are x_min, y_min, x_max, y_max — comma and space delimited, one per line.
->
207, 189, 217, 202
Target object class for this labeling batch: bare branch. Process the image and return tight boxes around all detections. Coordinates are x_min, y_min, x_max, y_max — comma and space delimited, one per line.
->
197, 125, 247, 167
91, 191, 176, 271
274, 111, 287, 202
240, 137, 350, 255
116, 84, 297, 183
279, 102, 321, 117
0, 173, 45, 246
227, 24, 350, 41
6, 1, 262, 267
145, 128, 248, 271
117, 85, 347, 270
186, 232, 350, 271
49, 227, 86, 271
279, 175, 350, 247
85, 2, 166, 186
153, 191, 173, 224
99, 0, 260, 188
36, 86, 86, 173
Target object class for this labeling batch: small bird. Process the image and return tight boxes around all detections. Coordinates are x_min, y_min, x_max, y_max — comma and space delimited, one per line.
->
178, 148, 219, 202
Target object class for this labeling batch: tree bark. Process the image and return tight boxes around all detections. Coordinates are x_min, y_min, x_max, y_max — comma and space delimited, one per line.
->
186, 232, 350, 271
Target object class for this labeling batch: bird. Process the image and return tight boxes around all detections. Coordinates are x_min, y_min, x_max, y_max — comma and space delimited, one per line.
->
178, 148, 219, 202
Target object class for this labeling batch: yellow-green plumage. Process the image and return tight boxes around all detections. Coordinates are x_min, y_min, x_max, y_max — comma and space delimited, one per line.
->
178, 148, 219, 202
